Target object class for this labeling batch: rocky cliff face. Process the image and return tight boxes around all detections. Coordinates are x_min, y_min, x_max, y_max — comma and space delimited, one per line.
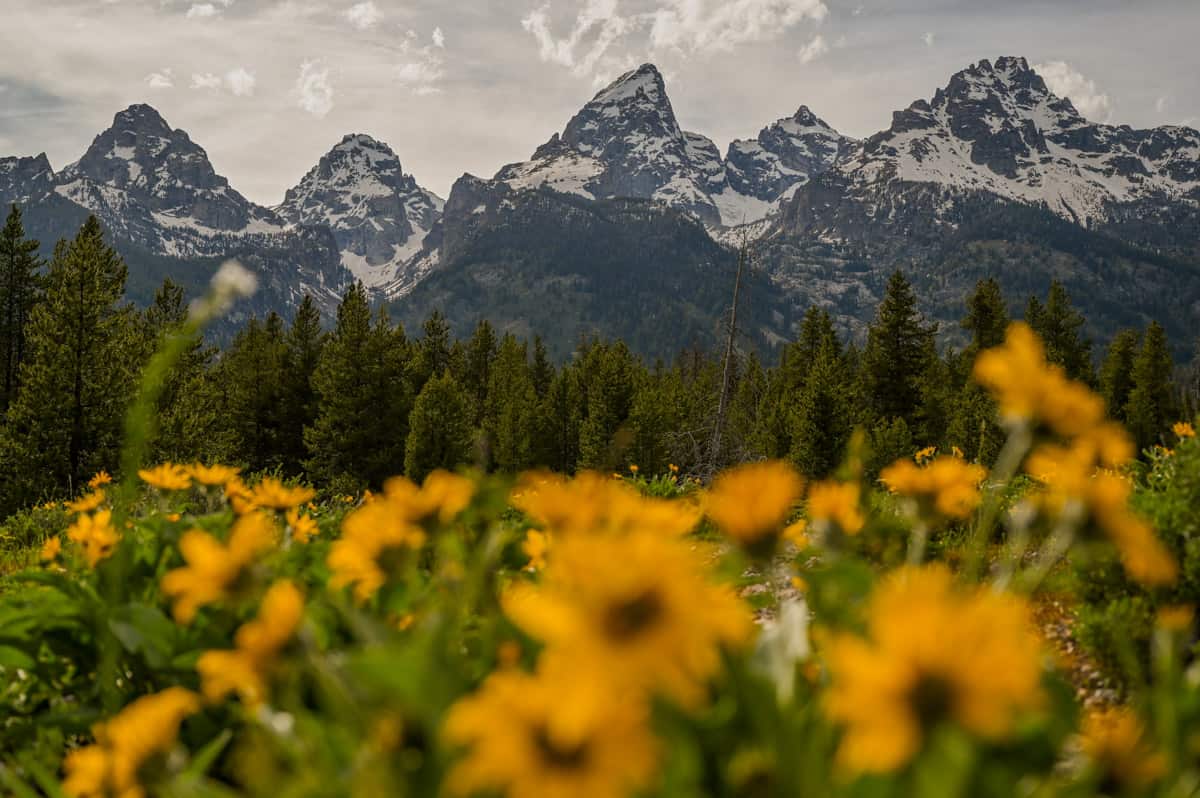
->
276, 134, 443, 288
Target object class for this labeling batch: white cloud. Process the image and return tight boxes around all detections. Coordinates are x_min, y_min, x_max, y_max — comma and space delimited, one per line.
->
293, 60, 334, 117
396, 60, 444, 87
797, 33, 828, 64
522, 0, 631, 78
344, 1, 382, 31
185, 3, 219, 19
394, 31, 447, 93
649, 0, 828, 54
522, 0, 827, 77
225, 67, 256, 97
145, 68, 174, 89
189, 71, 222, 90
922, 31, 935, 47
1034, 60, 1112, 121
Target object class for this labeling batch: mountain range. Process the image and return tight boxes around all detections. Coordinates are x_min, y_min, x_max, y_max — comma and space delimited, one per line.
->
1, 56, 1197, 358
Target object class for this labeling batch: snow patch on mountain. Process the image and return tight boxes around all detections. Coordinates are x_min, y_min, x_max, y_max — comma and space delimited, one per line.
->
835, 56, 1200, 227
276, 133, 443, 289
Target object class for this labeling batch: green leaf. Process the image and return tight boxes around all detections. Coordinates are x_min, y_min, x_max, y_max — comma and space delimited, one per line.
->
182, 729, 233, 779
0, 645, 36, 670
108, 602, 177, 668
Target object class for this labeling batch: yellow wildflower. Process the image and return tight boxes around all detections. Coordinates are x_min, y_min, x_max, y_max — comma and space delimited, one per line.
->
914, 446, 937, 464
327, 497, 427, 603
504, 529, 753, 707
66, 490, 106, 514
513, 471, 699, 539
951, 446, 965, 460
1090, 474, 1177, 587
1174, 421, 1196, 439
197, 580, 304, 707
973, 323, 1106, 436
186, 463, 242, 486
87, 470, 112, 489
251, 477, 316, 511
62, 687, 200, 798
879, 457, 986, 521
824, 565, 1043, 773
41, 536, 62, 562
807, 480, 865, 536
1029, 447, 1177, 587
668, 463, 679, 474
1157, 604, 1194, 632
138, 463, 192, 491
1079, 707, 1166, 790
286, 508, 319, 543
160, 511, 277, 623
381, 469, 475, 525
629, 464, 639, 474
782, 519, 809, 548
66, 509, 120, 568
522, 529, 550, 572
224, 478, 256, 515
705, 461, 804, 549
444, 661, 658, 798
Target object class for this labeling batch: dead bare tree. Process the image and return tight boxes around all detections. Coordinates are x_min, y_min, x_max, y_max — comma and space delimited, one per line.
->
708, 229, 756, 470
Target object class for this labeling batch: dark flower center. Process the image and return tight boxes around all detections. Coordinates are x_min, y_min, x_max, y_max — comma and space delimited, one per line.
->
910, 673, 954, 730
532, 725, 590, 770
604, 589, 663, 641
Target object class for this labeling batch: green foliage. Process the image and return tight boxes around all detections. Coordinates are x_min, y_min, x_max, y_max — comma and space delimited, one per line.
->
1099, 329, 1140, 424
861, 271, 938, 434
1125, 322, 1178, 453
1027, 280, 1093, 384
405, 370, 473, 482
306, 285, 412, 487
0, 216, 138, 511
0, 204, 42, 414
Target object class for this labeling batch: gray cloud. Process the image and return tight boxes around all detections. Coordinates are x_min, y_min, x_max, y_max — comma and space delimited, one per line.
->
0, 0, 1195, 206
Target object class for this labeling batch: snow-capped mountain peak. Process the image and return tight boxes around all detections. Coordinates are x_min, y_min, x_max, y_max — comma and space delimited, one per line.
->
832, 56, 1200, 227
724, 105, 856, 208
276, 133, 444, 289
496, 63, 730, 224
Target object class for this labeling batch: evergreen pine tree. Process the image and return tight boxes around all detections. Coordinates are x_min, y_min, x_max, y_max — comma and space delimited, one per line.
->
861, 271, 937, 429
535, 367, 583, 472
411, 309, 452, 391
0, 216, 136, 507
484, 334, 536, 472
789, 343, 852, 478
143, 278, 221, 463
217, 314, 287, 471
306, 285, 411, 486
1028, 281, 1093, 382
405, 370, 473, 482
578, 342, 638, 470
1125, 322, 1177, 452
1099, 329, 1141, 423
779, 307, 840, 394
0, 204, 42, 413
278, 295, 325, 474
530, 335, 555, 397
962, 277, 1009, 354
463, 319, 498, 425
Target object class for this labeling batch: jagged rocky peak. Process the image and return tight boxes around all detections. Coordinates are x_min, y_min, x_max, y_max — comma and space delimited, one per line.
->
56, 103, 262, 232
277, 132, 445, 289
0, 153, 55, 203
794, 55, 1200, 235
726, 104, 856, 202
496, 62, 725, 225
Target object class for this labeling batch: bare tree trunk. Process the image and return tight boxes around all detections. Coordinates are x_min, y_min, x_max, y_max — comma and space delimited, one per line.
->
709, 234, 752, 469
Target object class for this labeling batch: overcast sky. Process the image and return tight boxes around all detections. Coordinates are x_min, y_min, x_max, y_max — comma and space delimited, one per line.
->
1, 0, 1196, 205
